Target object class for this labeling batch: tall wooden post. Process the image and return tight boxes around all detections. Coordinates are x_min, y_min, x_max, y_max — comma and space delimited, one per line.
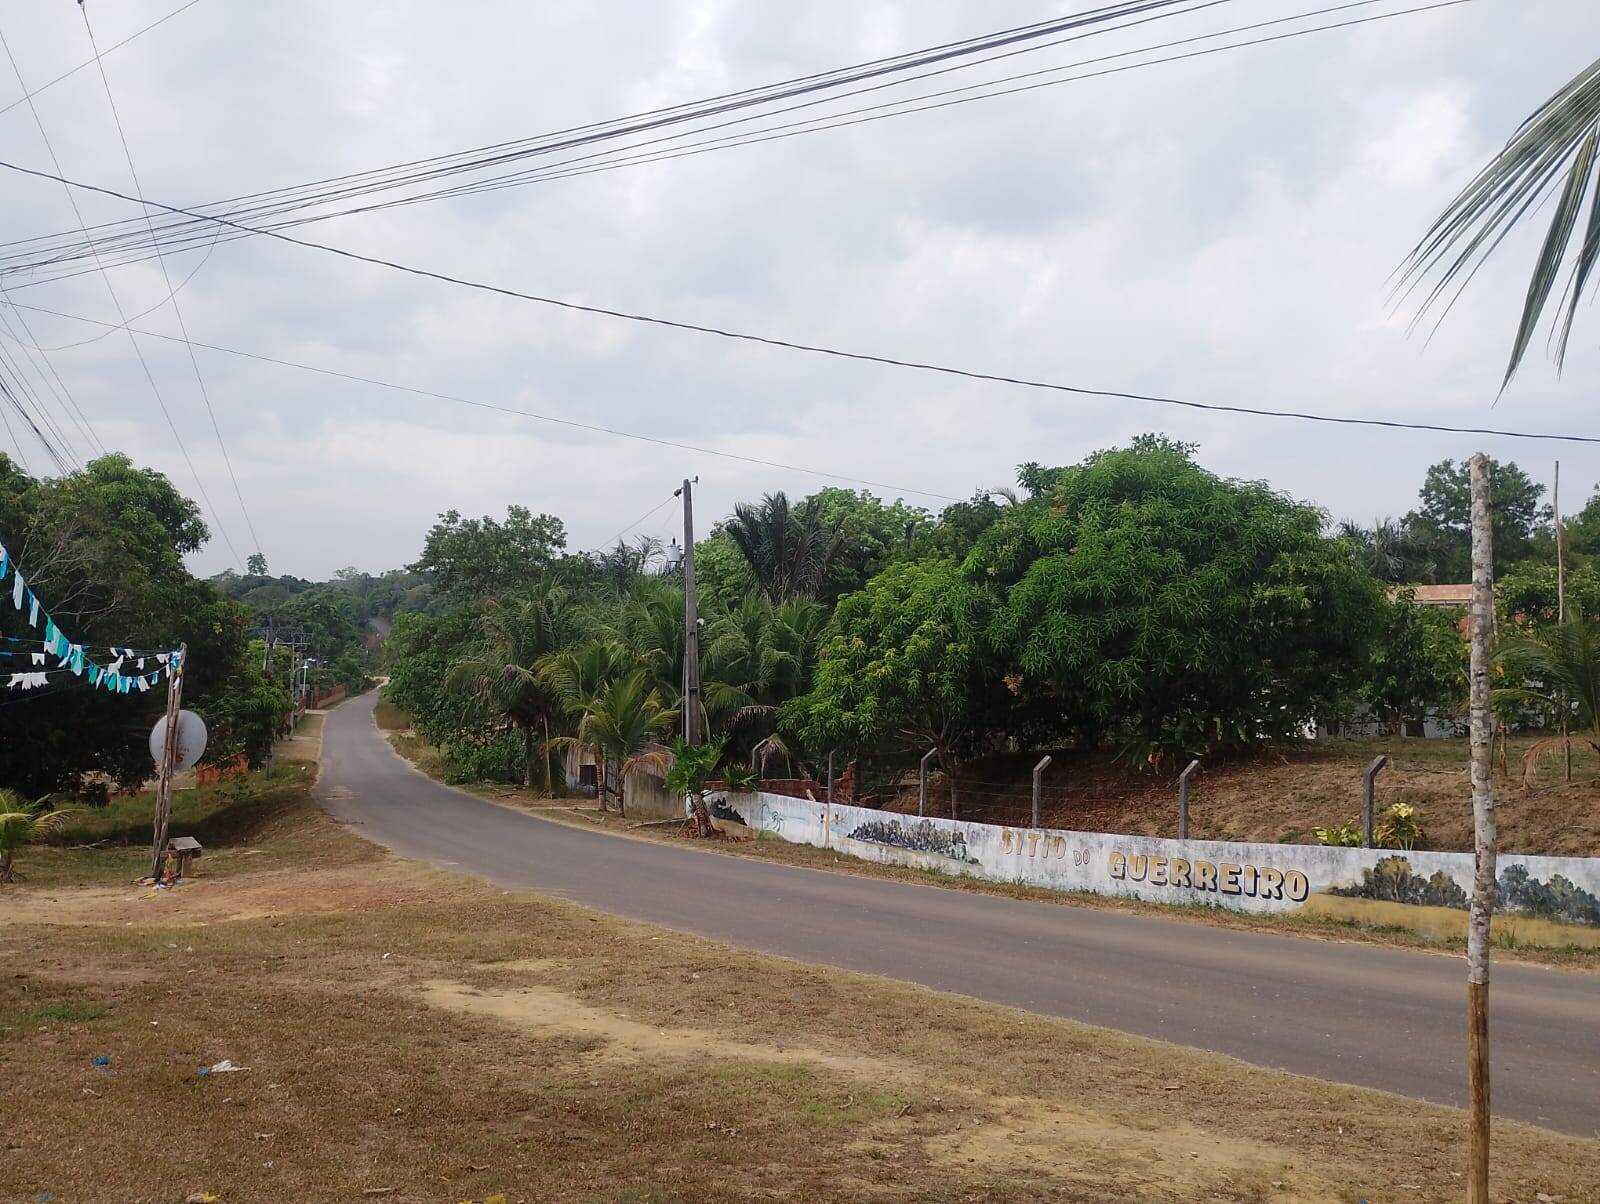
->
1556, 460, 1571, 781
918, 748, 936, 817
1466, 454, 1496, 1204
150, 642, 187, 880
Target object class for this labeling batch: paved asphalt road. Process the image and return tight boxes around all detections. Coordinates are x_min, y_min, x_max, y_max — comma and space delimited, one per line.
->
317, 691, 1600, 1137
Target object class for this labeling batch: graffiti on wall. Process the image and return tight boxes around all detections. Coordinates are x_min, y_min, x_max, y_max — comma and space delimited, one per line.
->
846, 817, 977, 864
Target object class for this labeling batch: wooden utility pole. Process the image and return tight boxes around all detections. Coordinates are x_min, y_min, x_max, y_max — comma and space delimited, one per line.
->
150, 642, 187, 881
1556, 460, 1571, 781
679, 478, 702, 745
1466, 454, 1497, 1204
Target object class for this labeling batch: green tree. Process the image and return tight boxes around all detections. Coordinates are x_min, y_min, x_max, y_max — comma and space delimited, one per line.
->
1404, 458, 1548, 575
556, 670, 675, 815
722, 492, 843, 601
972, 441, 1380, 762
446, 581, 572, 790
782, 559, 1006, 808
411, 505, 567, 597
245, 552, 268, 577
1361, 590, 1467, 735
664, 737, 724, 836
1400, 56, 1600, 385
1497, 562, 1600, 630
805, 488, 930, 600
691, 531, 756, 612
0, 454, 282, 794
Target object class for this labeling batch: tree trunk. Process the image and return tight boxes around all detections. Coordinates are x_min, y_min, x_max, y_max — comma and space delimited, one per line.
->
522, 725, 535, 790
690, 789, 714, 837
1466, 452, 1497, 1204
617, 769, 627, 818
0, 848, 14, 884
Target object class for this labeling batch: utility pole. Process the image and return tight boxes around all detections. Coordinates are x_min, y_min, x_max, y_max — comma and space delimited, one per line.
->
1556, 460, 1571, 781
1466, 453, 1497, 1204
678, 477, 702, 744
150, 642, 187, 881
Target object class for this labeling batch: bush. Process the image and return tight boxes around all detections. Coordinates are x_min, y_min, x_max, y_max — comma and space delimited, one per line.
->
1377, 802, 1423, 851
1313, 820, 1363, 847
442, 731, 524, 785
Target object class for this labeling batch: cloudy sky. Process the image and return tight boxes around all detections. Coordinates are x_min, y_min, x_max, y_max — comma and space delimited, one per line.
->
0, 0, 1597, 578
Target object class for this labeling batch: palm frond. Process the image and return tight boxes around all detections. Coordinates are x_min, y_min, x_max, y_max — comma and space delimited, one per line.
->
1399, 56, 1600, 385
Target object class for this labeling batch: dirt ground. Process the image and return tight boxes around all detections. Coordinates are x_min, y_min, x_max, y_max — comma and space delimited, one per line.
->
865, 737, 1600, 857
4, 744, 1600, 1200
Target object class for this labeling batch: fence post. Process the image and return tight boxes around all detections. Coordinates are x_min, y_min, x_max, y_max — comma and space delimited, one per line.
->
1031, 755, 1052, 828
919, 748, 937, 817
1363, 755, 1389, 848
826, 749, 836, 803
1178, 759, 1200, 840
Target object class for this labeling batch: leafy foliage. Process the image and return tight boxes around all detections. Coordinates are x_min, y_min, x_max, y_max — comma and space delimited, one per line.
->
1360, 589, 1466, 733
722, 492, 843, 602
970, 441, 1380, 761
0, 792, 74, 883
411, 505, 567, 598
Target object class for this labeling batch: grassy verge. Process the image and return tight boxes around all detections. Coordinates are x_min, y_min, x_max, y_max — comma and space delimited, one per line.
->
382, 721, 1600, 971
3, 771, 1597, 1203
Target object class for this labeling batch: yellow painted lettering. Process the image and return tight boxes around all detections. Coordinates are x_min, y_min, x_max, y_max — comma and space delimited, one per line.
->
1026, 832, 1042, 858
1148, 856, 1169, 886
1128, 854, 1148, 882
1195, 861, 1218, 891
1169, 858, 1192, 888
1109, 851, 1127, 879
1258, 867, 1284, 900
1219, 863, 1242, 895
1050, 836, 1068, 859
1285, 870, 1310, 902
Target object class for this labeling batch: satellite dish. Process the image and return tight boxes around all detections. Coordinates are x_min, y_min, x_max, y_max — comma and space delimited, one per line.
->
150, 709, 208, 771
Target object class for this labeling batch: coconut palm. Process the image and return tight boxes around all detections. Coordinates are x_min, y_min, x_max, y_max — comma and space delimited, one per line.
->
555, 669, 676, 815
0, 793, 75, 884
664, 736, 725, 836
1401, 56, 1600, 385
446, 579, 571, 790
1494, 609, 1600, 779
722, 492, 843, 601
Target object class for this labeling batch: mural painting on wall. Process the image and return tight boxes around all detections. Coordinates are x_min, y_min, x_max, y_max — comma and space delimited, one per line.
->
711, 798, 749, 827
1330, 857, 1600, 927
846, 817, 977, 865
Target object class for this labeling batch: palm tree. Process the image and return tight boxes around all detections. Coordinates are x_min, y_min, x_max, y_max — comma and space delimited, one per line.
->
0, 793, 74, 883
702, 595, 826, 748
555, 670, 676, 815
446, 580, 570, 790
664, 737, 724, 836
1401, 57, 1600, 385
1494, 609, 1600, 780
722, 492, 843, 601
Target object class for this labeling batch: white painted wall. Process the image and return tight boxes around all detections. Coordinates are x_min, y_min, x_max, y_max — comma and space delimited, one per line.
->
708, 791, 1600, 937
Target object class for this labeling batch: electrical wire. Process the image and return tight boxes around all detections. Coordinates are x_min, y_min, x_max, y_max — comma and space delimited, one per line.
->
0, 0, 1221, 282
0, 289, 103, 454
4, 160, 1595, 449
3, 301, 966, 499
0, 393, 28, 472
0, 0, 207, 119
0, 0, 1477, 291
0, 19, 241, 565
78, 2, 263, 560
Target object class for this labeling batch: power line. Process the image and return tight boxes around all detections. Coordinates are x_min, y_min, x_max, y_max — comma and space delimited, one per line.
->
0, 0, 1223, 283
0, 0, 1476, 293
78, 3, 262, 559
4, 301, 964, 501
0, 0, 206, 119
0, 18, 241, 565
5, 158, 1597, 449
0, 391, 29, 472
0, 287, 104, 454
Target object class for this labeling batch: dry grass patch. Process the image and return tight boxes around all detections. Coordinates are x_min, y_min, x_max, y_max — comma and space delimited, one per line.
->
4, 775, 1598, 1202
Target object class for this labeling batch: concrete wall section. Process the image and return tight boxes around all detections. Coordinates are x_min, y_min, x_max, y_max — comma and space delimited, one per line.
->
709, 791, 1600, 944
